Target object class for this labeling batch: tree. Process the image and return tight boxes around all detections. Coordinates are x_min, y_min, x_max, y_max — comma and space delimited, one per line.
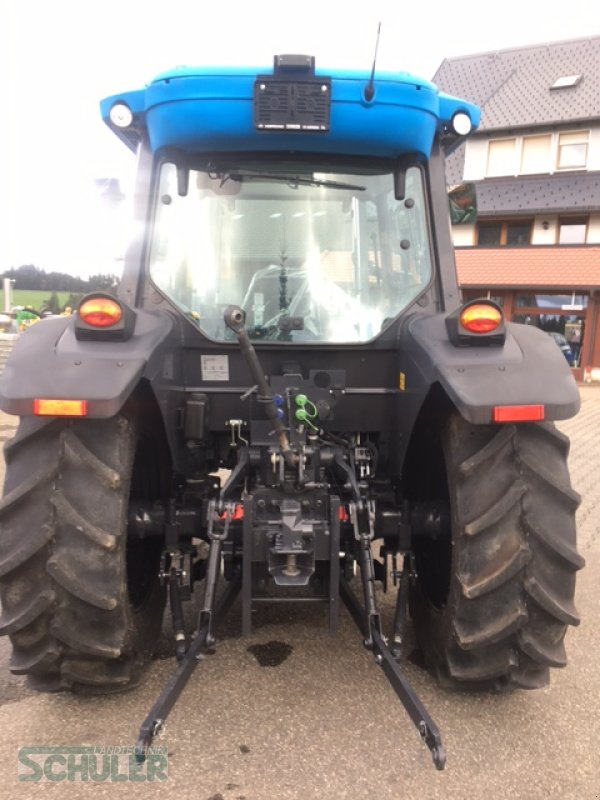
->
65, 293, 84, 310
1, 265, 120, 294
87, 273, 120, 294
46, 292, 61, 315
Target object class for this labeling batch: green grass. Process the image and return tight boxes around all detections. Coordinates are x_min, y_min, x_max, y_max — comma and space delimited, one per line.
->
0, 290, 77, 313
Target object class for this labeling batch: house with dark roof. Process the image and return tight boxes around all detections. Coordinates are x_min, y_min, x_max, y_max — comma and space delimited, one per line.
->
434, 35, 600, 380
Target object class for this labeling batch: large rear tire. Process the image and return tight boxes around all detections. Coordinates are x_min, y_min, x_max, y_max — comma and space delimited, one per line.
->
410, 411, 584, 690
0, 415, 166, 692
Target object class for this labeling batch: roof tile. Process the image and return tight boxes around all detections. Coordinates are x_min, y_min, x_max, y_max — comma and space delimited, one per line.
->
455, 246, 600, 288
434, 36, 600, 131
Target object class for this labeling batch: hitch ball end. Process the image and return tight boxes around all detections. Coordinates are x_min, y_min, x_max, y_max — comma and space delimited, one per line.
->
223, 305, 246, 333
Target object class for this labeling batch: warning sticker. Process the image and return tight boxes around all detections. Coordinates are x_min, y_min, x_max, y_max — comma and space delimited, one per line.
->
201, 355, 230, 381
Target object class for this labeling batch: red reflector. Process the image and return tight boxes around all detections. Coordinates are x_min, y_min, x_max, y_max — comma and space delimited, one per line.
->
492, 405, 545, 423
460, 304, 503, 334
34, 399, 88, 417
219, 505, 244, 521
338, 506, 349, 522
79, 297, 123, 328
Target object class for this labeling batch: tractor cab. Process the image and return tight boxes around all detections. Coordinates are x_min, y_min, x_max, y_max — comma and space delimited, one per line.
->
102, 54, 479, 346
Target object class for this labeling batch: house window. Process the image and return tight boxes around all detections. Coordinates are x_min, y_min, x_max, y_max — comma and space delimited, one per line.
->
515, 293, 588, 309
462, 290, 505, 307
557, 132, 589, 170
477, 220, 532, 246
477, 222, 502, 246
521, 135, 552, 174
483, 130, 590, 178
512, 313, 586, 367
558, 217, 587, 244
486, 139, 517, 177
506, 221, 532, 245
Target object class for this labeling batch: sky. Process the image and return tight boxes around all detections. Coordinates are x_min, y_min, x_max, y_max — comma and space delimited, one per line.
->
3, 0, 599, 278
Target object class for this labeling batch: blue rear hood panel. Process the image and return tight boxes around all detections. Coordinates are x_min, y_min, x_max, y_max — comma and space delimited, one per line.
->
100, 65, 480, 159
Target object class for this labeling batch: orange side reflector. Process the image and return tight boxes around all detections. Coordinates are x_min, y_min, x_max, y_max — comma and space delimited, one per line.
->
460, 304, 503, 334
33, 399, 88, 417
79, 297, 123, 328
492, 405, 545, 423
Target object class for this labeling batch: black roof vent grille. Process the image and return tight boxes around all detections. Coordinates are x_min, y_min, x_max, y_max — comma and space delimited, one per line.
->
254, 55, 330, 133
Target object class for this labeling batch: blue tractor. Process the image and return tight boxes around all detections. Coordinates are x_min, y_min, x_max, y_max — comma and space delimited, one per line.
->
0, 55, 583, 768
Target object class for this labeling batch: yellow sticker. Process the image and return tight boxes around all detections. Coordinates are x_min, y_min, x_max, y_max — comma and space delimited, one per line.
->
399, 372, 406, 391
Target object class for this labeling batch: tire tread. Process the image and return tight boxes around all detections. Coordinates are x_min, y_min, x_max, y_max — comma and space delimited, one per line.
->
411, 412, 582, 691
0, 415, 165, 692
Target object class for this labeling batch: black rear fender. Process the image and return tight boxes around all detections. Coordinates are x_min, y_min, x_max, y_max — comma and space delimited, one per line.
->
0, 311, 174, 418
402, 314, 580, 425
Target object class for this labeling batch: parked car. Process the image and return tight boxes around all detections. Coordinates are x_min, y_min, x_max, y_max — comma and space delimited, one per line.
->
549, 332, 574, 365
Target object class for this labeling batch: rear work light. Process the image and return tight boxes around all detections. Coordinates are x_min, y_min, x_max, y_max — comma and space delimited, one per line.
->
34, 399, 88, 417
79, 297, 123, 328
446, 299, 506, 346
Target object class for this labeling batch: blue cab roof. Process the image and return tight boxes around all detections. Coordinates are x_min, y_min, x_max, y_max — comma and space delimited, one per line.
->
100, 63, 480, 160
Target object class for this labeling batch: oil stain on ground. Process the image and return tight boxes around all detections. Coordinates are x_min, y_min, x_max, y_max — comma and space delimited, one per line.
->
247, 640, 293, 667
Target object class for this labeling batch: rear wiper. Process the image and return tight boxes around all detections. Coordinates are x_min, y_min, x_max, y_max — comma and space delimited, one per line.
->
220, 171, 365, 192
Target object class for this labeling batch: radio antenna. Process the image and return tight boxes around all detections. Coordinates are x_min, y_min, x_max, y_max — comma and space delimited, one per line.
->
364, 22, 381, 102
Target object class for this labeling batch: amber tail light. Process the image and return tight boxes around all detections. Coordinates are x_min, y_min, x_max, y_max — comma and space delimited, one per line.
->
459, 303, 503, 334
75, 293, 136, 341
446, 299, 506, 346
79, 297, 123, 328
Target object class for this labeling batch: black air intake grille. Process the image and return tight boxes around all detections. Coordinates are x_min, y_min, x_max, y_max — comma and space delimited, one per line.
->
254, 79, 331, 132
